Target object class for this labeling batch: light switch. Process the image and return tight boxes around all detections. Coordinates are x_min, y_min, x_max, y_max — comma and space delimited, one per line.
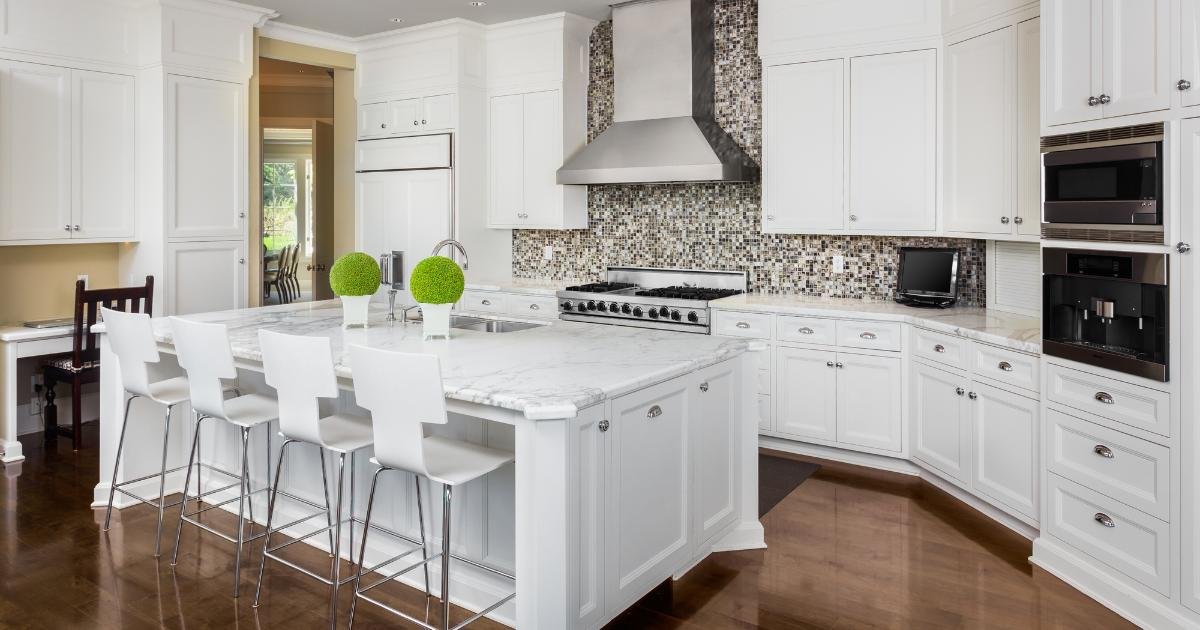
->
543, 246, 554, 261
832, 256, 845, 274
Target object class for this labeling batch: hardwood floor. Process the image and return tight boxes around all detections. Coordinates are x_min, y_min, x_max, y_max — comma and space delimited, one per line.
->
0, 429, 1133, 629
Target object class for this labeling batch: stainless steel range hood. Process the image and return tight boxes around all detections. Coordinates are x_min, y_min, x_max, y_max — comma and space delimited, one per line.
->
556, 0, 758, 185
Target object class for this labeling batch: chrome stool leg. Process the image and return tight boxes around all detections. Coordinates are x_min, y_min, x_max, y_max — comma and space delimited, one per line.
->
347, 466, 385, 630
319, 448, 336, 555
415, 475, 431, 596
170, 414, 208, 565
153, 403, 176, 557
232, 425, 251, 597
329, 452, 347, 630
103, 395, 137, 531
254, 439, 293, 608
441, 484, 452, 630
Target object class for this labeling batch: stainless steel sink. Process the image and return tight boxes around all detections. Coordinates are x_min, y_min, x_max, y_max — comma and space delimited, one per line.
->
449, 315, 545, 333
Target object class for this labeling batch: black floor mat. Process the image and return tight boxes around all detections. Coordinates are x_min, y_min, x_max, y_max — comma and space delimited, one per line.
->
759, 454, 820, 517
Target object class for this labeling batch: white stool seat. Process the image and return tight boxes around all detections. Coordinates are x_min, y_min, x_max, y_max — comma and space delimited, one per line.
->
144, 376, 193, 406
368, 436, 513, 487
220, 393, 280, 428
315, 413, 374, 454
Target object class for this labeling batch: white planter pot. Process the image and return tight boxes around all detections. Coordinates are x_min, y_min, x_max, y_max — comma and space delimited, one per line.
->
420, 303, 452, 339
340, 295, 372, 328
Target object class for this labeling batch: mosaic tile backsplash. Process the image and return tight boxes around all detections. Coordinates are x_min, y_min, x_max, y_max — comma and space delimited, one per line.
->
511, 0, 986, 306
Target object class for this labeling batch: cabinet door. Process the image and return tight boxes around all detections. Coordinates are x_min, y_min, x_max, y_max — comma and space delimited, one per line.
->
389, 98, 423, 134
836, 352, 903, 452
848, 49, 937, 232
1179, 116, 1200, 613
1042, 0, 1103, 127
166, 75, 246, 239
355, 171, 391, 265
395, 169, 453, 301
911, 361, 969, 482
762, 60, 845, 233
1101, 0, 1170, 118
522, 90, 563, 227
606, 378, 690, 611
421, 93, 455, 131
776, 346, 838, 441
357, 102, 389, 138
73, 70, 135, 240
488, 94, 525, 226
970, 381, 1038, 519
571, 409, 606, 629
1183, 0, 1200, 108
690, 361, 738, 546
1015, 18, 1043, 236
945, 28, 1014, 235
165, 240, 246, 315
0, 60, 71, 240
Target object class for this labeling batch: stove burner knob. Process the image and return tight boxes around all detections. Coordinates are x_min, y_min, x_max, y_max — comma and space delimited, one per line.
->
594, 301, 607, 312
648, 308, 660, 319
686, 311, 699, 323
586, 300, 596, 311
632, 306, 643, 317
659, 307, 671, 319
670, 310, 681, 321
609, 302, 620, 313
561, 301, 573, 311
621, 303, 633, 314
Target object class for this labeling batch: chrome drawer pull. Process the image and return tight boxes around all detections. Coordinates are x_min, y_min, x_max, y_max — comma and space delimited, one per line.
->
798, 327, 815, 335
529, 303, 540, 310
647, 405, 663, 419
934, 344, 946, 353
1094, 392, 1115, 405
1093, 444, 1114, 459
1094, 513, 1115, 528
481, 299, 492, 306
735, 322, 750, 329
998, 361, 1013, 372
859, 331, 877, 340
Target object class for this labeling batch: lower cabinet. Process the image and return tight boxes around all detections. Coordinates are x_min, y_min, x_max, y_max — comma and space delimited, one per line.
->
776, 346, 837, 441
911, 361, 970, 481
165, 240, 246, 315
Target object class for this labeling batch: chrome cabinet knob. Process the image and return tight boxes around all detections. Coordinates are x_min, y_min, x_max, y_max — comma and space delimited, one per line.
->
646, 405, 663, 419
1014, 216, 1024, 224
1001, 216, 1010, 224
413, 120, 419, 126
1087, 96, 1101, 107
238, 212, 246, 218
73, 225, 81, 231
934, 344, 946, 353
1180, 79, 1193, 91
998, 361, 1013, 372
481, 299, 491, 306
835, 362, 844, 369
598, 419, 610, 433
968, 391, 978, 400
1094, 512, 1115, 528
1178, 242, 1192, 254
529, 303, 540, 310
699, 382, 709, 393
1093, 444, 1114, 459
381, 122, 387, 128
955, 387, 965, 396
1094, 391, 1115, 405
421, 119, 427, 125
849, 214, 859, 222
64, 224, 71, 231
238, 258, 246, 264
1098, 94, 1111, 105
826, 361, 835, 368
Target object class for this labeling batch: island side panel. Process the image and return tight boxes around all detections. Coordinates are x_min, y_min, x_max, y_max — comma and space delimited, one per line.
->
714, 344, 768, 551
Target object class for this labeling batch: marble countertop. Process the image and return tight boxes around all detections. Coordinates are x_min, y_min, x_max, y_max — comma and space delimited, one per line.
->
464, 277, 577, 296
101, 301, 747, 420
710, 294, 1041, 354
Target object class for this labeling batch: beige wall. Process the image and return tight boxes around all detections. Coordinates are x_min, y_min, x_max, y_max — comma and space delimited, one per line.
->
0, 244, 120, 323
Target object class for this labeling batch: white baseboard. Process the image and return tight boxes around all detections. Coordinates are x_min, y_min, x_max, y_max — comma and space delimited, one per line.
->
710, 520, 766, 553
759, 436, 920, 476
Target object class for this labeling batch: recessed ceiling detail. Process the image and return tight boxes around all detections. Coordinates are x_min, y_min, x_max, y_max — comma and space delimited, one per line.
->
261, 0, 612, 37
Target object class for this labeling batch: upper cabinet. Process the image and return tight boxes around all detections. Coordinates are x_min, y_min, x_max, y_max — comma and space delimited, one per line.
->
357, 94, 457, 139
1042, 0, 1170, 128
0, 61, 135, 243
1181, 0, 1200, 108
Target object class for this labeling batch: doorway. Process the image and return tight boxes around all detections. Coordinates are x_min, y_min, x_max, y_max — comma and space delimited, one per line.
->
257, 58, 335, 304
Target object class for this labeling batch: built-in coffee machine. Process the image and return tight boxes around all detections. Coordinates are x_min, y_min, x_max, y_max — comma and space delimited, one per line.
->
1042, 248, 1168, 381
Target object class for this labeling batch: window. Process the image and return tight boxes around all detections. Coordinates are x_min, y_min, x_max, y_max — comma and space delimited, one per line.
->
262, 161, 298, 253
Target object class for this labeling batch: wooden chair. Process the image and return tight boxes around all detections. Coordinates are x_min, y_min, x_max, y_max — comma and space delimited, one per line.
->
285, 243, 302, 302
263, 250, 281, 301
43, 276, 154, 449
266, 244, 292, 304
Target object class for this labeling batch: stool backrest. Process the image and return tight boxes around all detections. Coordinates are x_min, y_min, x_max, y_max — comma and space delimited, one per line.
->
258, 329, 338, 444
349, 344, 446, 477
169, 317, 236, 420
99, 307, 160, 398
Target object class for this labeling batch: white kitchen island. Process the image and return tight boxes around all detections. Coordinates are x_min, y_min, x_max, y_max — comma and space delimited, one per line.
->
92, 301, 764, 629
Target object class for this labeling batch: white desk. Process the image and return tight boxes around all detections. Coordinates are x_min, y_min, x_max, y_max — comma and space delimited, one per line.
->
0, 324, 73, 463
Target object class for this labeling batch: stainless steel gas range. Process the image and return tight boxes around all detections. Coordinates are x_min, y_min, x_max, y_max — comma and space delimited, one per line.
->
556, 267, 748, 334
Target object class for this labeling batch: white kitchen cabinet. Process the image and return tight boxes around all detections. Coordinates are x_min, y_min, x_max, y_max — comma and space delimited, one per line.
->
606, 377, 691, 612
1042, 0, 1170, 127
848, 49, 937, 232
1179, 116, 1200, 613
571, 409, 607, 629
690, 361, 739, 547
73, 69, 135, 240
357, 102, 390, 137
970, 381, 1038, 519
357, 94, 457, 139
356, 168, 452, 302
1183, 0, 1200, 108
0, 60, 72, 241
1015, 18, 1042, 236
487, 89, 586, 229
165, 74, 246, 240
776, 346, 838, 442
165, 240, 246, 315
762, 59, 845, 233
837, 352, 904, 452
912, 360, 970, 481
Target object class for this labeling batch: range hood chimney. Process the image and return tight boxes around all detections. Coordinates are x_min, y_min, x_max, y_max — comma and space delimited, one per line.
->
556, 0, 758, 185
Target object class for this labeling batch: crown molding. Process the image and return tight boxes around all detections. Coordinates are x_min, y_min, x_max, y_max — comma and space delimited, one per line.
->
258, 20, 360, 54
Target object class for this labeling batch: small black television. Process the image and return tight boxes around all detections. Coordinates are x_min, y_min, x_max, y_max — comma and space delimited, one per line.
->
895, 247, 960, 308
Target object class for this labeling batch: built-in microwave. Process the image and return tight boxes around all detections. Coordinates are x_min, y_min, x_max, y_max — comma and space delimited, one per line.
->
1041, 124, 1164, 244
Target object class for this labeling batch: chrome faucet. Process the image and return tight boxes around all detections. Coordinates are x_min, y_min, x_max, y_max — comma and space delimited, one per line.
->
430, 239, 469, 270
401, 304, 423, 324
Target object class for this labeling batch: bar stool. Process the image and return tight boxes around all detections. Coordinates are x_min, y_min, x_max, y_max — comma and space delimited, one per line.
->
99, 307, 206, 557
346, 345, 515, 630
166, 317, 280, 596
253, 329, 375, 630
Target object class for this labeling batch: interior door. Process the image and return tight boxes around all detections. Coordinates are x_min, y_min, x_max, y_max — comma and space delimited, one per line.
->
309, 121, 334, 300
1042, 0, 1103, 127
0, 60, 72, 240
836, 352, 903, 452
73, 69, 135, 240
848, 49, 937, 232
1101, 0, 1170, 118
775, 346, 838, 441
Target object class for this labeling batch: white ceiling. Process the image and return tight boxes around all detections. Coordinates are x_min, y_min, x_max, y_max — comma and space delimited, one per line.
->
262, 0, 614, 38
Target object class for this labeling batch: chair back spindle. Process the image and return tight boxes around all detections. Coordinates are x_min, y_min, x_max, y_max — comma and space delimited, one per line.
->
73, 275, 154, 370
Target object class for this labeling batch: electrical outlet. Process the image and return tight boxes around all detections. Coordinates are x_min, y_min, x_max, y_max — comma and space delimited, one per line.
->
543, 245, 554, 261
832, 255, 845, 274
77, 274, 88, 289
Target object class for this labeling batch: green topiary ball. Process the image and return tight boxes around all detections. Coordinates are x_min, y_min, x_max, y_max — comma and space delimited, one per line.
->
410, 256, 465, 305
329, 252, 381, 297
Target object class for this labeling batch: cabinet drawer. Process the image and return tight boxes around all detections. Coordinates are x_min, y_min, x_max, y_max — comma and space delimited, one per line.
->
1047, 409, 1170, 521
911, 327, 968, 369
1046, 474, 1171, 595
836, 320, 902, 352
1045, 363, 1171, 437
973, 344, 1038, 393
460, 291, 507, 313
776, 315, 837, 345
713, 311, 772, 339
507, 294, 558, 319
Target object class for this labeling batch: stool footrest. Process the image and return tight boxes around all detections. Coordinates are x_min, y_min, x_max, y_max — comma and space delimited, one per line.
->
180, 513, 267, 545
